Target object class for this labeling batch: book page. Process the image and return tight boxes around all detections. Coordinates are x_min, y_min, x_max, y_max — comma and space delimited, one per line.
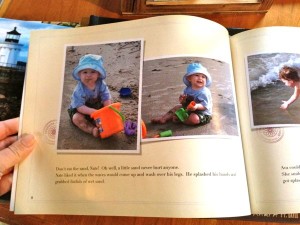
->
13, 15, 250, 217
231, 27, 300, 214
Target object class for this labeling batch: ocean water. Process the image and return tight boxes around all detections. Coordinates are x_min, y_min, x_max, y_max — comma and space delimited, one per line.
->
247, 53, 300, 127
247, 53, 300, 91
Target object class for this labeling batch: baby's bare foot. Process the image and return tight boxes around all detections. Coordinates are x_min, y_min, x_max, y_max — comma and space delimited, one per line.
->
151, 111, 174, 124
172, 115, 180, 123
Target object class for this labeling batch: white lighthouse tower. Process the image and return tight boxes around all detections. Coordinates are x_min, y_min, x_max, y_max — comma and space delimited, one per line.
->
0, 27, 23, 68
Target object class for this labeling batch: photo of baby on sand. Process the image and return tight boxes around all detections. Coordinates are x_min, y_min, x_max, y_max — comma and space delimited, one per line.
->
141, 57, 239, 140
57, 40, 142, 153
246, 53, 300, 128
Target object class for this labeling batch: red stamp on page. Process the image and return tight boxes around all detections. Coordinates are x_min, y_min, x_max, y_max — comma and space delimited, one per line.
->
256, 127, 284, 143
43, 120, 57, 145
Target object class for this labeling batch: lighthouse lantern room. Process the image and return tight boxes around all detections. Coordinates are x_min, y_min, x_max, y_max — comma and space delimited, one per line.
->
0, 27, 23, 68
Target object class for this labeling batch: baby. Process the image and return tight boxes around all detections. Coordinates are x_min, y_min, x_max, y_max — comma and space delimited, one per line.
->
279, 65, 300, 110
68, 54, 112, 137
152, 62, 212, 125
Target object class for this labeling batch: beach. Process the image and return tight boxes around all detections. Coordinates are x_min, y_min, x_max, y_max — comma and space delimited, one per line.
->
57, 41, 141, 151
247, 53, 300, 127
141, 57, 239, 139
251, 81, 300, 127
57, 52, 240, 149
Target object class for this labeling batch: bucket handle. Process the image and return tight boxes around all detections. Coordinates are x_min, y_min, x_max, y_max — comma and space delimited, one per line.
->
108, 105, 125, 122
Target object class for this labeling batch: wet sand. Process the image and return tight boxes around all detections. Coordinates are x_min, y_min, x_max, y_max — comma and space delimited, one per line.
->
141, 57, 239, 139
251, 81, 300, 127
57, 41, 141, 151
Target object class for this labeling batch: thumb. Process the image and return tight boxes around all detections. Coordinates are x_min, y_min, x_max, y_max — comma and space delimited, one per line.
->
0, 134, 36, 176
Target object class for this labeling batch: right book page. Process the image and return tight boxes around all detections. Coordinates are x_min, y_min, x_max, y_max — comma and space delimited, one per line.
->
231, 26, 300, 214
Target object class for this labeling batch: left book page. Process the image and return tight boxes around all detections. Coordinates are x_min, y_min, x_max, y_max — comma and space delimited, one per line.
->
12, 15, 250, 217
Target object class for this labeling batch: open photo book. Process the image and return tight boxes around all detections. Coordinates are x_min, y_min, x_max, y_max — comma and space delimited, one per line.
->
11, 15, 300, 217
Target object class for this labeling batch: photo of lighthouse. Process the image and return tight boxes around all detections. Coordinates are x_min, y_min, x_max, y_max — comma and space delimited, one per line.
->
0, 18, 71, 120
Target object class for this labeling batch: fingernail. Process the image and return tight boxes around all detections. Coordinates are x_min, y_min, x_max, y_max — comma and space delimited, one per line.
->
20, 134, 36, 147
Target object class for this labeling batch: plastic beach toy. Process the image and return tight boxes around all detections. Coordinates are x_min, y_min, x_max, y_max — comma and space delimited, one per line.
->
90, 102, 124, 139
141, 120, 147, 139
124, 120, 137, 136
175, 101, 196, 122
119, 87, 132, 97
175, 108, 189, 122
187, 101, 196, 110
153, 130, 172, 138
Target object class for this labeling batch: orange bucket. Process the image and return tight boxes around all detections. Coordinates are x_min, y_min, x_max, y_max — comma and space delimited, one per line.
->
90, 102, 124, 139
141, 120, 147, 139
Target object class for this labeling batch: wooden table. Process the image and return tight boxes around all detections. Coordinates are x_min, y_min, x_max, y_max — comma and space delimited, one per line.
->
1, 0, 300, 224
3, 0, 300, 28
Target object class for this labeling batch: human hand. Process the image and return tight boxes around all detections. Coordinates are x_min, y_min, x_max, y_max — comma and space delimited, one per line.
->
188, 104, 199, 111
0, 118, 36, 196
280, 101, 289, 110
103, 99, 112, 107
179, 94, 186, 104
189, 103, 205, 111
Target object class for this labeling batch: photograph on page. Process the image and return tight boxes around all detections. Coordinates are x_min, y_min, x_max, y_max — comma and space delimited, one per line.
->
245, 52, 300, 129
141, 56, 239, 141
57, 40, 143, 153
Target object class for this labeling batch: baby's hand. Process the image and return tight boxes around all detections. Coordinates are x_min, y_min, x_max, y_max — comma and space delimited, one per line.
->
189, 104, 199, 111
189, 103, 205, 111
89, 108, 98, 118
90, 108, 97, 115
179, 94, 186, 104
280, 101, 289, 110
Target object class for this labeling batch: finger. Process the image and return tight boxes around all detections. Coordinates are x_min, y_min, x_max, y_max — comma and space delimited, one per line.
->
0, 166, 13, 178
0, 134, 36, 175
0, 135, 17, 150
0, 173, 13, 196
0, 118, 19, 140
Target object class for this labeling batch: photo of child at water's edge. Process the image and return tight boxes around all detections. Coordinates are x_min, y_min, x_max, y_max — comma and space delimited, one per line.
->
151, 63, 212, 126
279, 66, 300, 110
141, 57, 239, 139
247, 53, 300, 127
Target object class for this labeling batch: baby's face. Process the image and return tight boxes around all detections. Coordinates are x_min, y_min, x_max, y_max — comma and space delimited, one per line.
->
78, 69, 100, 85
187, 73, 207, 89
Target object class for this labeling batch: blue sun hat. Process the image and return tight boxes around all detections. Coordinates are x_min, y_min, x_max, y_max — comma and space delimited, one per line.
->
183, 63, 212, 87
72, 54, 106, 81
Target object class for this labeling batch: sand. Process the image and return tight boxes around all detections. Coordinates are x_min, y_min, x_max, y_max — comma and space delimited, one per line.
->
141, 57, 239, 139
57, 50, 239, 150
251, 81, 300, 126
57, 41, 141, 151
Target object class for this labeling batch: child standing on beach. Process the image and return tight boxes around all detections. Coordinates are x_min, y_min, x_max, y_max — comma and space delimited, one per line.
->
68, 54, 112, 137
279, 65, 300, 110
151, 62, 213, 125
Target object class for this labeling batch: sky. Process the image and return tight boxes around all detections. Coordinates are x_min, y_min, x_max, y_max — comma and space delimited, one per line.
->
0, 18, 71, 62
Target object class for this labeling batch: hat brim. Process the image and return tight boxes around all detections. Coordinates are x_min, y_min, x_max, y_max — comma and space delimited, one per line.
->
72, 63, 106, 81
183, 71, 212, 87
